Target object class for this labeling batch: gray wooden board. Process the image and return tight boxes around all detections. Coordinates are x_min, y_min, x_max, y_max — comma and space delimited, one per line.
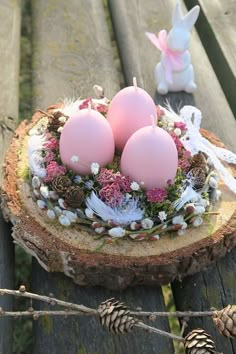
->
108, 0, 236, 152
172, 247, 236, 354
0, 0, 20, 352
185, 0, 236, 117
31, 0, 173, 353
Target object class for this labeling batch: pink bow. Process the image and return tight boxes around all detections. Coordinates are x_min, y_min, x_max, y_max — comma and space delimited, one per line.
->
146, 30, 185, 84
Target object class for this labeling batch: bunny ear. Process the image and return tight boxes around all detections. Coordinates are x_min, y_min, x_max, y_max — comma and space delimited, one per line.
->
172, 0, 183, 27
183, 5, 200, 31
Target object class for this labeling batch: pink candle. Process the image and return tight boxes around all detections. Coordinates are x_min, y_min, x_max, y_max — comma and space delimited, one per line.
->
59, 108, 115, 175
107, 78, 157, 151
120, 122, 178, 189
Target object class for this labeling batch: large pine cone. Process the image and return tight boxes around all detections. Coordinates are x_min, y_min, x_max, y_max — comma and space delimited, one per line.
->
213, 304, 236, 337
51, 176, 72, 195
98, 298, 137, 334
184, 328, 216, 354
190, 152, 207, 170
47, 111, 68, 133
64, 186, 84, 208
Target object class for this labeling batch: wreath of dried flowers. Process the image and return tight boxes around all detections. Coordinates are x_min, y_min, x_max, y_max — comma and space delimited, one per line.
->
27, 95, 224, 242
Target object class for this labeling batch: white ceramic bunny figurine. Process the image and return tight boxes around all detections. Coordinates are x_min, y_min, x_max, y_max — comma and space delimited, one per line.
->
146, 1, 200, 94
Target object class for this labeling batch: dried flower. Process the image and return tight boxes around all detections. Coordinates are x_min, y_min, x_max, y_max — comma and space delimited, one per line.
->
47, 209, 56, 219
43, 161, 67, 182
146, 188, 167, 203
173, 128, 182, 136
91, 162, 100, 175
158, 211, 167, 222
141, 218, 154, 229
130, 181, 140, 191
44, 150, 55, 163
43, 138, 58, 150
174, 121, 186, 131
58, 215, 71, 226
71, 155, 79, 163
99, 183, 123, 207
108, 227, 126, 238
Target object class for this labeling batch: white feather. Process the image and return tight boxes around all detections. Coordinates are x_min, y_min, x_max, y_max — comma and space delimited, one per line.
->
173, 185, 199, 211
86, 192, 144, 225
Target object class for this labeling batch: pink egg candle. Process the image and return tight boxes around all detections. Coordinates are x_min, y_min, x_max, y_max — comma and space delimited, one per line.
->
107, 78, 157, 151
59, 108, 115, 175
120, 123, 178, 189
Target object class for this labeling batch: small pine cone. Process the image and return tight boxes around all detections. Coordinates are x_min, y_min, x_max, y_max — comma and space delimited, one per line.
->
187, 167, 207, 191
51, 176, 72, 195
98, 298, 137, 334
190, 152, 207, 170
47, 111, 68, 133
64, 186, 84, 208
213, 304, 236, 337
184, 328, 216, 354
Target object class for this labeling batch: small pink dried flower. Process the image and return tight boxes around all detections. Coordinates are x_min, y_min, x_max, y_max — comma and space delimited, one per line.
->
174, 121, 187, 131
43, 161, 67, 182
146, 188, 167, 203
43, 137, 58, 150
99, 183, 123, 207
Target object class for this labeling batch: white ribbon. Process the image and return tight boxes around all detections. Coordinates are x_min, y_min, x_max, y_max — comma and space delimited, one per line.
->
180, 106, 236, 193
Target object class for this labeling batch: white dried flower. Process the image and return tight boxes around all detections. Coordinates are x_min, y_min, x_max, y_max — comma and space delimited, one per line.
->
194, 205, 205, 215
74, 175, 82, 184
174, 128, 182, 136
49, 191, 59, 200
158, 211, 167, 222
181, 222, 188, 230
172, 215, 184, 225
57, 127, 63, 133
70, 155, 79, 163
91, 162, 100, 175
130, 181, 140, 191
47, 209, 56, 219
32, 176, 41, 189
95, 227, 105, 234
85, 208, 94, 219
63, 210, 78, 223
37, 200, 46, 209
209, 176, 218, 189
141, 218, 154, 230
58, 215, 71, 226
54, 206, 63, 216
108, 227, 126, 238
40, 185, 49, 199
193, 216, 203, 227
58, 198, 66, 209
58, 116, 67, 123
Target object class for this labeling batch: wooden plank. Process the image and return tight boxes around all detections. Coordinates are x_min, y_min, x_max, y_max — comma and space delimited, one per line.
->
172, 247, 236, 353
0, 0, 20, 353
108, 0, 236, 151
31, 1, 173, 353
185, 0, 236, 117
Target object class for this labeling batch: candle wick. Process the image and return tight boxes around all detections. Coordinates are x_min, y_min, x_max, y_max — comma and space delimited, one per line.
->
150, 115, 156, 129
133, 77, 138, 91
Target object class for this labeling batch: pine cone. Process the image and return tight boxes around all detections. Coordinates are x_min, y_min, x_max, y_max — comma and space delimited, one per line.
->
47, 111, 68, 133
213, 304, 236, 337
190, 152, 207, 170
98, 298, 137, 334
64, 186, 84, 208
187, 167, 207, 191
184, 328, 216, 354
51, 176, 72, 195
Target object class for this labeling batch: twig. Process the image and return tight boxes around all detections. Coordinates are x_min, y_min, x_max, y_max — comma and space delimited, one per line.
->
0, 310, 84, 318
131, 310, 215, 318
135, 322, 184, 342
0, 288, 97, 315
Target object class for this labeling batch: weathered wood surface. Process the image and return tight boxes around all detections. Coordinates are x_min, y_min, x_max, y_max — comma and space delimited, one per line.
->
108, 0, 236, 151
0, 0, 20, 353
31, 0, 173, 353
172, 247, 236, 353
186, 0, 236, 117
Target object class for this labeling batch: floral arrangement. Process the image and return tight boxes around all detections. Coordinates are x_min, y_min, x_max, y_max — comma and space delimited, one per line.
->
27, 90, 236, 242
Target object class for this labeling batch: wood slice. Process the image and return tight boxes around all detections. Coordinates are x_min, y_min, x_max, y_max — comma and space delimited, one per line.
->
2, 109, 236, 290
